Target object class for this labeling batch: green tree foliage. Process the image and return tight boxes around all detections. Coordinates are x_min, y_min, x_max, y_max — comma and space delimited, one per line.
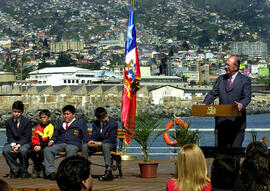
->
110, 54, 125, 67
168, 46, 177, 57
198, 30, 211, 47
181, 41, 190, 51
188, 0, 270, 44
3, 59, 18, 72
22, 66, 33, 79
56, 53, 76, 67
81, 62, 101, 70
43, 38, 49, 47
38, 59, 53, 70
190, 80, 197, 85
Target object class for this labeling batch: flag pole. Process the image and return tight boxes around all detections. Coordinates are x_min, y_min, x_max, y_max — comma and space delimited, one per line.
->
121, 0, 139, 160
20, 35, 23, 96
121, 123, 137, 160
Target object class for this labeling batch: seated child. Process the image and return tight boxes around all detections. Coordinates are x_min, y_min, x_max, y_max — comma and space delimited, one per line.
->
2, 101, 32, 178
30, 109, 54, 178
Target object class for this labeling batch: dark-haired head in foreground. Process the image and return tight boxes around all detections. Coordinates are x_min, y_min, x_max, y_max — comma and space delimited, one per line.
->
56, 156, 92, 191
211, 154, 239, 190
245, 141, 269, 159
240, 172, 270, 191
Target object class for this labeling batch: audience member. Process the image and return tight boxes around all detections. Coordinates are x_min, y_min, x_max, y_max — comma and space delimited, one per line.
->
44, 105, 89, 180
211, 154, 239, 191
56, 156, 92, 191
166, 144, 211, 191
2, 101, 32, 178
239, 172, 270, 191
82, 107, 118, 181
234, 141, 269, 191
29, 109, 54, 178
241, 141, 269, 175
245, 141, 269, 159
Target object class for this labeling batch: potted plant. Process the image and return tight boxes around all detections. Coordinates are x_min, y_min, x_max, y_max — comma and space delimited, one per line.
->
130, 112, 167, 178
170, 122, 200, 147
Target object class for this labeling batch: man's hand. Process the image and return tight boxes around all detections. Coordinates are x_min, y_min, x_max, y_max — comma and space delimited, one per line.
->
11, 145, 19, 153
34, 145, 41, 152
234, 101, 243, 111
87, 141, 101, 147
48, 141, 54, 147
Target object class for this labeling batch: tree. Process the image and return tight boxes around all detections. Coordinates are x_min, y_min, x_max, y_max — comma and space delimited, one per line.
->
43, 38, 48, 47
168, 46, 176, 57
182, 41, 190, 51
198, 30, 211, 47
190, 80, 197, 85
81, 62, 101, 70
110, 54, 124, 68
38, 59, 52, 69
56, 53, 76, 67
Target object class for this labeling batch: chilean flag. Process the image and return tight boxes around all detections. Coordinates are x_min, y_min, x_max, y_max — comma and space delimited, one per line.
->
121, 2, 141, 144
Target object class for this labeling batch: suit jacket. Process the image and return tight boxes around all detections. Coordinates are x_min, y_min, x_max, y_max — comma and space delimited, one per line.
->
90, 118, 118, 147
203, 72, 252, 130
5, 116, 32, 145
51, 119, 89, 149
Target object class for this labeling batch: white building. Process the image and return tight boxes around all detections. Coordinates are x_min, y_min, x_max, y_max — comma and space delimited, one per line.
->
231, 41, 267, 59
150, 86, 184, 104
0, 38, 11, 46
25, 67, 122, 86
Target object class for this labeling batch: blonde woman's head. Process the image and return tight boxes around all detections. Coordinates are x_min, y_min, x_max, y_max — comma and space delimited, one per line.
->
175, 144, 209, 191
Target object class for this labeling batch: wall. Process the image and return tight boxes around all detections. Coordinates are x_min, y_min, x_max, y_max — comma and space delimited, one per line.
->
0, 95, 152, 111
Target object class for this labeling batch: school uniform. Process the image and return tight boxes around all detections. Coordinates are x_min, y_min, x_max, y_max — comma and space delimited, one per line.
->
44, 118, 89, 176
2, 116, 32, 176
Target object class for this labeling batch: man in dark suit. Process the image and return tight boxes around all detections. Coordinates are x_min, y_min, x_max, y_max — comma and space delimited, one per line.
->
82, 107, 118, 181
2, 101, 32, 178
44, 105, 89, 180
203, 56, 252, 147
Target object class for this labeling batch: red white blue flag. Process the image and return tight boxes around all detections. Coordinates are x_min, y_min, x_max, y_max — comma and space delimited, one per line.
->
121, 2, 141, 144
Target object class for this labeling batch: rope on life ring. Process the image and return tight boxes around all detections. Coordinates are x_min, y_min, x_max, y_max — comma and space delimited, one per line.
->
163, 119, 188, 147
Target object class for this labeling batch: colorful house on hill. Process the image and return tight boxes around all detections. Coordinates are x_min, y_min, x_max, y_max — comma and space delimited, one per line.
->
257, 63, 269, 77
239, 63, 251, 75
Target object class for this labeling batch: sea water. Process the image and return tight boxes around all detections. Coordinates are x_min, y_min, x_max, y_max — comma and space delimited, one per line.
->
0, 114, 269, 158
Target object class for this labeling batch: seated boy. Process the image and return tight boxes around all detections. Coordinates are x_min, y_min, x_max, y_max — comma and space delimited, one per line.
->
2, 101, 32, 178
44, 105, 89, 180
30, 109, 54, 178
82, 107, 118, 181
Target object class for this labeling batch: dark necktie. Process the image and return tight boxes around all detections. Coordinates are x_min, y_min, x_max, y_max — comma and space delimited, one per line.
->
15, 120, 18, 129
229, 76, 232, 88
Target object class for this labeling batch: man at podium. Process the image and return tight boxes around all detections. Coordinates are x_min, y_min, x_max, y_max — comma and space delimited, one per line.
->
203, 56, 251, 147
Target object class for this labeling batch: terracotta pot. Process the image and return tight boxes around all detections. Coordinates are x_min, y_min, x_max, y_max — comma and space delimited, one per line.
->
139, 162, 159, 178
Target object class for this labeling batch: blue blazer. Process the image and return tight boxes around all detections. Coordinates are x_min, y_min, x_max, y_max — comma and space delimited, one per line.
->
5, 116, 32, 145
51, 119, 89, 150
203, 72, 252, 130
90, 118, 118, 147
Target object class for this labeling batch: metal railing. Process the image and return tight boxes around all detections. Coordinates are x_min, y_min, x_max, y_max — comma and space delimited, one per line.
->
1, 128, 269, 158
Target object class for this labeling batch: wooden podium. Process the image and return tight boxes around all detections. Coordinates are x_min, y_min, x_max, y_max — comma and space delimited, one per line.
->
192, 105, 241, 117
192, 105, 242, 154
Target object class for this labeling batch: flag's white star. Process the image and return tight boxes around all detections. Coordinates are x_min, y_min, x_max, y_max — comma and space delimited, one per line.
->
127, 72, 133, 79
127, 24, 134, 39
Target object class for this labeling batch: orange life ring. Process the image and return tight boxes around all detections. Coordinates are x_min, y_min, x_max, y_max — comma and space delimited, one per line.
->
163, 119, 188, 147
